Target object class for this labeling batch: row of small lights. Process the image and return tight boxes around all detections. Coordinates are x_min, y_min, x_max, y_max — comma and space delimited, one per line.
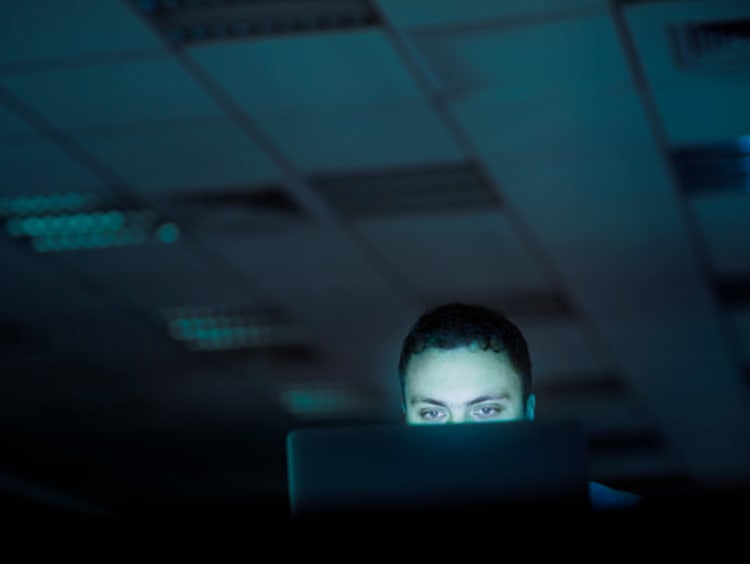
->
1, 193, 180, 252
162, 306, 307, 352
279, 385, 366, 418
1, 187, 363, 419
162, 303, 365, 416
4, 190, 362, 418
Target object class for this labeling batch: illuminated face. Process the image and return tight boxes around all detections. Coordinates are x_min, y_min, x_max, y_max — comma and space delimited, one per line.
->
403, 346, 535, 425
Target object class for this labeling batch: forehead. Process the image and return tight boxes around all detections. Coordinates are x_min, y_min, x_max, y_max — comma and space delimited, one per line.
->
404, 347, 522, 400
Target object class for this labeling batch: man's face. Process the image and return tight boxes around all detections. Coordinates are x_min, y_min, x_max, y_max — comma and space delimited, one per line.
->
403, 346, 533, 425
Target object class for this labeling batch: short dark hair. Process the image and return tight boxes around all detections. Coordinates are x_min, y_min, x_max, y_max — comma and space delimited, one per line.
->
398, 302, 532, 402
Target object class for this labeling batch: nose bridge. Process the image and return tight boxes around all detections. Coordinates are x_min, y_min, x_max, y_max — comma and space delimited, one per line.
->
448, 409, 467, 424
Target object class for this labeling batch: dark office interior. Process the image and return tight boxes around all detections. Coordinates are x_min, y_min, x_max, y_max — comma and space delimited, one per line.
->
2, 0, 750, 542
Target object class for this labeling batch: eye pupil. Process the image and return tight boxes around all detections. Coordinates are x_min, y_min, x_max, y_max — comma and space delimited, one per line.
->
474, 405, 500, 418
421, 409, 444, 421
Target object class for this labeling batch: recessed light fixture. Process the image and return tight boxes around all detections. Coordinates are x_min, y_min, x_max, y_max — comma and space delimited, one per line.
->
673, 134, 750, 195
133, 0, 380, 46
674, 18, 750, 70
715, 276, 750, 308
312, 163, 500, 219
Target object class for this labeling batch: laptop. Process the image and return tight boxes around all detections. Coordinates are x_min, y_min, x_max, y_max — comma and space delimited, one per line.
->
285, 418, 591, 519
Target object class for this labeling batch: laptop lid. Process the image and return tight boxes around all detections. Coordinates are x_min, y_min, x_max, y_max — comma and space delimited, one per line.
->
285, 418, 591, 519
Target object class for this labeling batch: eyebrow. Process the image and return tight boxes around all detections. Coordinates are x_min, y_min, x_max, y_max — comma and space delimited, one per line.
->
409, 393, 510, 407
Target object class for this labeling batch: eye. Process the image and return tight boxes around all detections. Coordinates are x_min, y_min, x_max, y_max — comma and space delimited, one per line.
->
470, 405, 503, 420
419, 408, 448, 422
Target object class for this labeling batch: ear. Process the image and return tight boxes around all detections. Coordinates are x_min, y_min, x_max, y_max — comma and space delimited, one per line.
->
525, 393, 536, 421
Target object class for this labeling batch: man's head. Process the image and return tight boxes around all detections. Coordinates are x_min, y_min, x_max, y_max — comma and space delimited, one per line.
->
398, 302, 535, 425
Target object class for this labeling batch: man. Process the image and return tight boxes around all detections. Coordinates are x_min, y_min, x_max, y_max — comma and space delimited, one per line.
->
398, 301, 642, 512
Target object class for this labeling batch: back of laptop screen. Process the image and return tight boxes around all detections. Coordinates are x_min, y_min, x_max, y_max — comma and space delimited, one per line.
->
286, 419, 591, 519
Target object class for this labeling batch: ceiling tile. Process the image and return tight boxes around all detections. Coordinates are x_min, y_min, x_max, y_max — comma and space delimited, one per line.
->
355, 210, 553, 297
0, 140, 108, 195
0, 99, 44, 142
75, 121, 282, 197
482, 146, 693, 295
0, 57, 225, 131
654, 82, 750, 146
189, 29, 427, 115
206, 229, 410, 320
453, 87, 653, 156
412, 12, 630, 96
0, 0, 162, 67
257, 104, 462, 173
